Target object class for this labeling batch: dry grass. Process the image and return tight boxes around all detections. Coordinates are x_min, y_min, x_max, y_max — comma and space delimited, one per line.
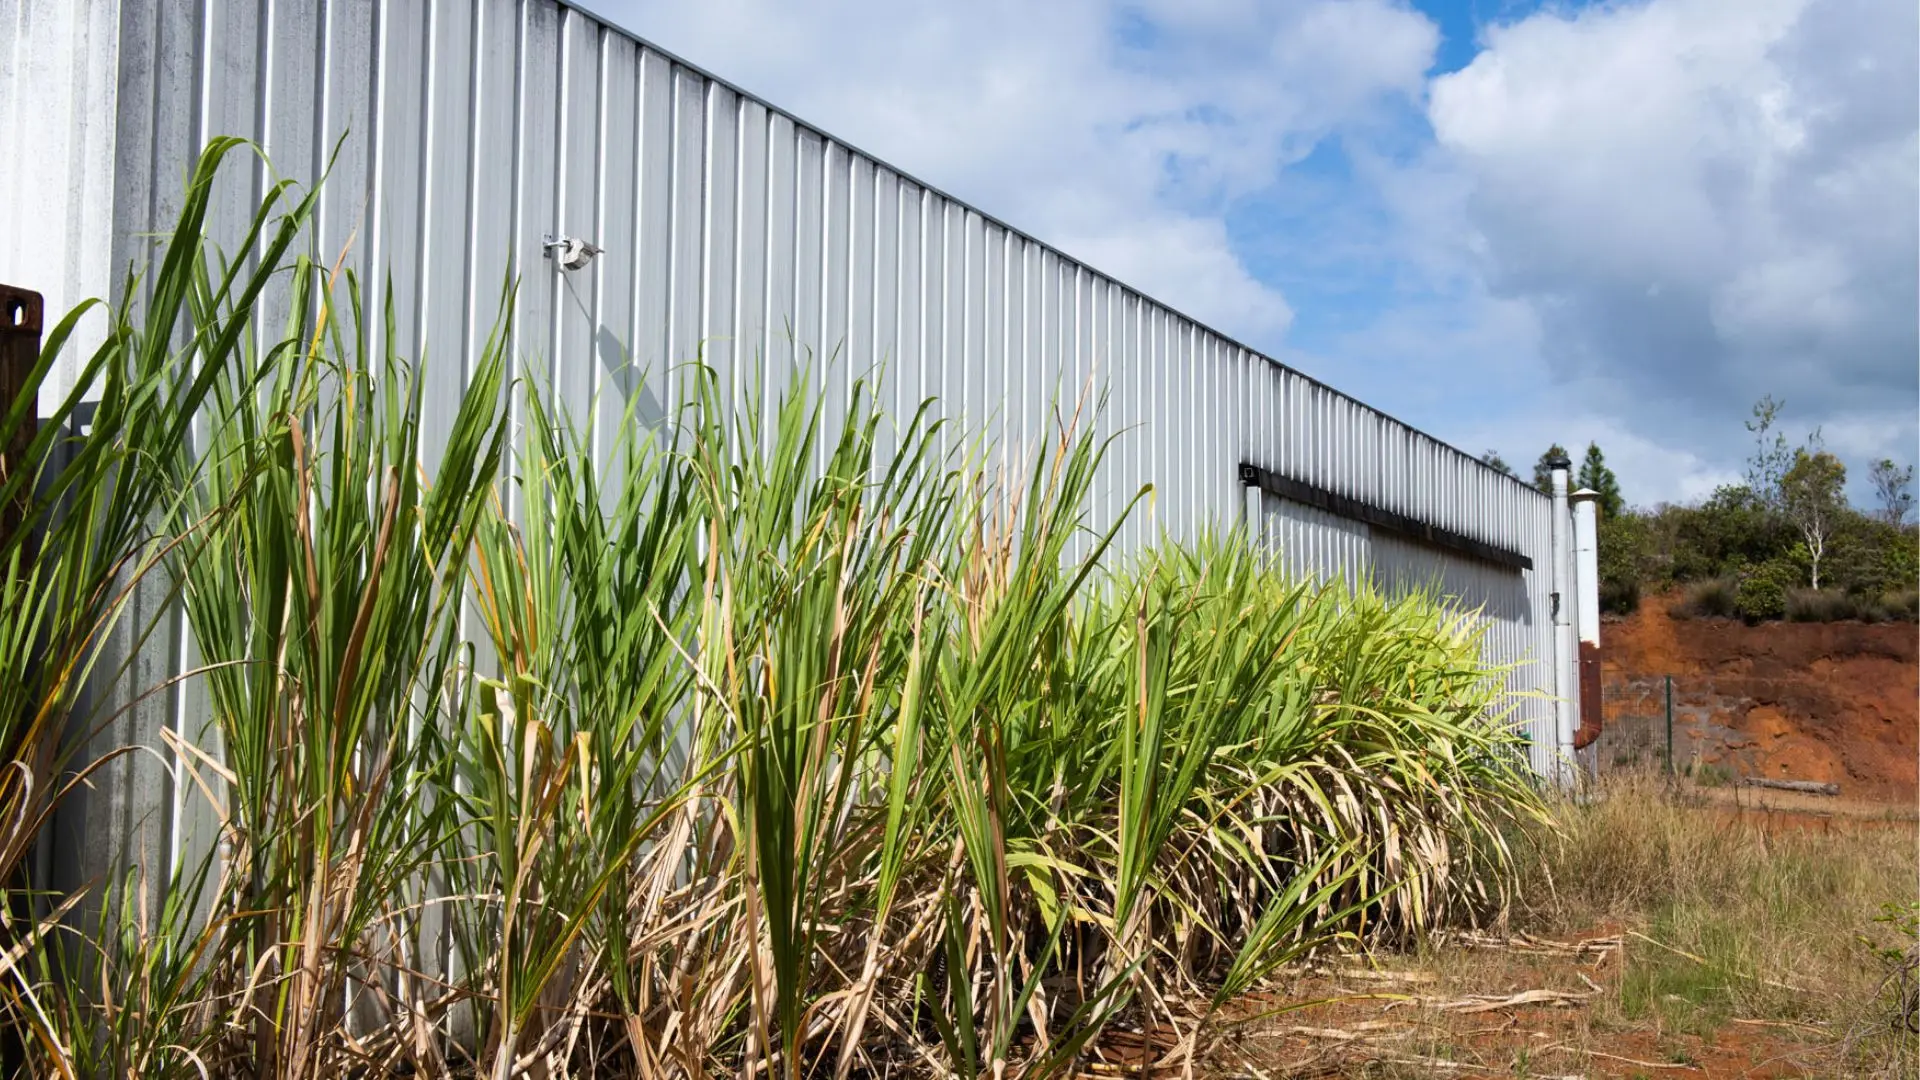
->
1209, 771, 1916, 1079
1517, 770, 1917, 1076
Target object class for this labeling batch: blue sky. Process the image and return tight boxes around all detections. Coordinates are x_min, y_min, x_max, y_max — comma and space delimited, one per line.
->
1423, 0, 1548, 72
601, 0, 1917, 509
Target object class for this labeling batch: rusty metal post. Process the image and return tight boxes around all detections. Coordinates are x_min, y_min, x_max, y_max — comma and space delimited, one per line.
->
1664, 675, 1674, 775
0, 285, 43, 549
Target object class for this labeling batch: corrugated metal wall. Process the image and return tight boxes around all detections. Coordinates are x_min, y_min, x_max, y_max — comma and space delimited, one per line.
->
1257, 494, 1374, 595
0, 0, 122, 365
1373, 529, 1553, 775
1256, 494, 1557, 777
4, 0, 1568, 851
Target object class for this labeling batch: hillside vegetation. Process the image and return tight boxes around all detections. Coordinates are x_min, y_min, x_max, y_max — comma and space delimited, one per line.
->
1485, 412, 1918, 624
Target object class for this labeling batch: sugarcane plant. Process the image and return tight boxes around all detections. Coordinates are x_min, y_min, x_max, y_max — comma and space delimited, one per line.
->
0, 139, 1549, 1079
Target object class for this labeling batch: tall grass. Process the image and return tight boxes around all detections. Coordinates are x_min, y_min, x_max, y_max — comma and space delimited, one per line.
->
1516, 771, 1917, 1078
1, 142, 1547, 1078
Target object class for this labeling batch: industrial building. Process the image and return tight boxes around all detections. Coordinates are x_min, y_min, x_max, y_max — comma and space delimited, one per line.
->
2, 0, 1600, 884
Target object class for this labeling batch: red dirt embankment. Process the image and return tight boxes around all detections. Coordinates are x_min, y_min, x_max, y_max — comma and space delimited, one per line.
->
1598, 592, 1918, 805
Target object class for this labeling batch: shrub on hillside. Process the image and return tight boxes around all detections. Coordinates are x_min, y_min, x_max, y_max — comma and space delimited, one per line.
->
1824, 515, 1920, 598
1734, 559, 1798, 622
1673, 577, 1739, 619
1599, 575, 1640, 616
1737, 573, 1787, 622
1627, 497, 1915, 601
1888, 589, 1920, 621
1595, 462, 1916, 618
1664, 485, 1797, 581
1783, 587, 1919, 623
1598, 511, 1651, 614
1786, 588, 1866, 623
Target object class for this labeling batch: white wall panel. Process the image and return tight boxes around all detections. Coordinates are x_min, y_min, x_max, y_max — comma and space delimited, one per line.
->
1258, 493, 1371, 594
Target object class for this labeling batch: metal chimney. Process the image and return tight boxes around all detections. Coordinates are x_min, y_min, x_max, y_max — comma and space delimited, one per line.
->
1547, 452, 1575, 787
1570, 488, 1602, 752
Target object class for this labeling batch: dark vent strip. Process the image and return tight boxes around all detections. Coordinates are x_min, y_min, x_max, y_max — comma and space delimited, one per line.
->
1239, 463, 1533, 572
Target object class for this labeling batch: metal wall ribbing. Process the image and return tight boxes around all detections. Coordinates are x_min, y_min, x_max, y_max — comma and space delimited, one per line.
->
1258, 495, 1374, 595
3, 0, 1565, 802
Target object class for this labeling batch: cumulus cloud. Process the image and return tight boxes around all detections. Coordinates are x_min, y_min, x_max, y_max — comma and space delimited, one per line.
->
592, 0, 1914, 509
594, 0, 1439, 340
1428, 0, 1919, 487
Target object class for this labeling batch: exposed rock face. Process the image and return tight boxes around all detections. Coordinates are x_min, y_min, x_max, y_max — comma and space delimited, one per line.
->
1597, 593, 1917, 804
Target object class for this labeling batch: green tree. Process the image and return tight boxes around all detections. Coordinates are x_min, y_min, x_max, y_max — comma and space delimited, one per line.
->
1869, 458, 1914, 526
1823, 512, 1919, 597
1532, 444, 1569, 495
1576, 442, 1625, 518
1596, 511, 1650, 614
1744, 394, 1792, 507
1780, 444, 1847, 590
1662, 484, 1794, 582
1479, 450, 1518, 478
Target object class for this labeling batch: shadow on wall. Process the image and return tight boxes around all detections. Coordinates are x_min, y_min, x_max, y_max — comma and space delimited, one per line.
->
597, 326, 667, 431
1373, 532, 1533, 625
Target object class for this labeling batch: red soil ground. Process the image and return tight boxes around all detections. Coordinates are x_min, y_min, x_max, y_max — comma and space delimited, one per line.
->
1597, 592, 1917, 807
1112, 926, 1832, 1078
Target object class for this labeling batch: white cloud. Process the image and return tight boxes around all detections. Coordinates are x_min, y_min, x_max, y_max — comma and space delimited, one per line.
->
1427, 0, 1919, 492
593, 0, 1439, 341
591, 0, 1915, 509
1460, 405, 1744, 507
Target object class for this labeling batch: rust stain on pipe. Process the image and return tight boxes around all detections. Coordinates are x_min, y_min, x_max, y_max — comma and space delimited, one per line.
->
1574, 640, 1603, 750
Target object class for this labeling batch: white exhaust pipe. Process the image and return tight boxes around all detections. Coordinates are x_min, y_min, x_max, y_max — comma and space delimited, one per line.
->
1546, 452, 1575, 787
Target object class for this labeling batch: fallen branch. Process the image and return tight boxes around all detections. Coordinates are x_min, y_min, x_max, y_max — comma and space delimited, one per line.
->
1384, 987, 1596, 1014
1447, 930, 1621, 956
1743, 777, 1839, 796
1438, 988, 1594, 1014
1366, 1054, 1490, 1072
1273, 1026, 1363, 1043
1729, 1016, 1828, 1031
1546, 1043, 1701, 1072
1268, 1020, 1402, 1043
1329, 968, 1438, 984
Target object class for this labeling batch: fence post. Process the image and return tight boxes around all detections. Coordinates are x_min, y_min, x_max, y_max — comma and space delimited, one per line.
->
1664, 674, 1674, 775
0, 285, 42, 548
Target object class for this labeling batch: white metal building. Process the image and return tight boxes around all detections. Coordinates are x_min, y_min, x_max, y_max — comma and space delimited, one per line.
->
3, 0, 1591, 883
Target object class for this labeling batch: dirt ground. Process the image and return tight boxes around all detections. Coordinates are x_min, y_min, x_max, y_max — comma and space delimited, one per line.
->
1071, 794, 1917, 1079
1079, 924, 1884, 1079
1201, 931, 1829, 1079
1597, 593, 1917, 805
